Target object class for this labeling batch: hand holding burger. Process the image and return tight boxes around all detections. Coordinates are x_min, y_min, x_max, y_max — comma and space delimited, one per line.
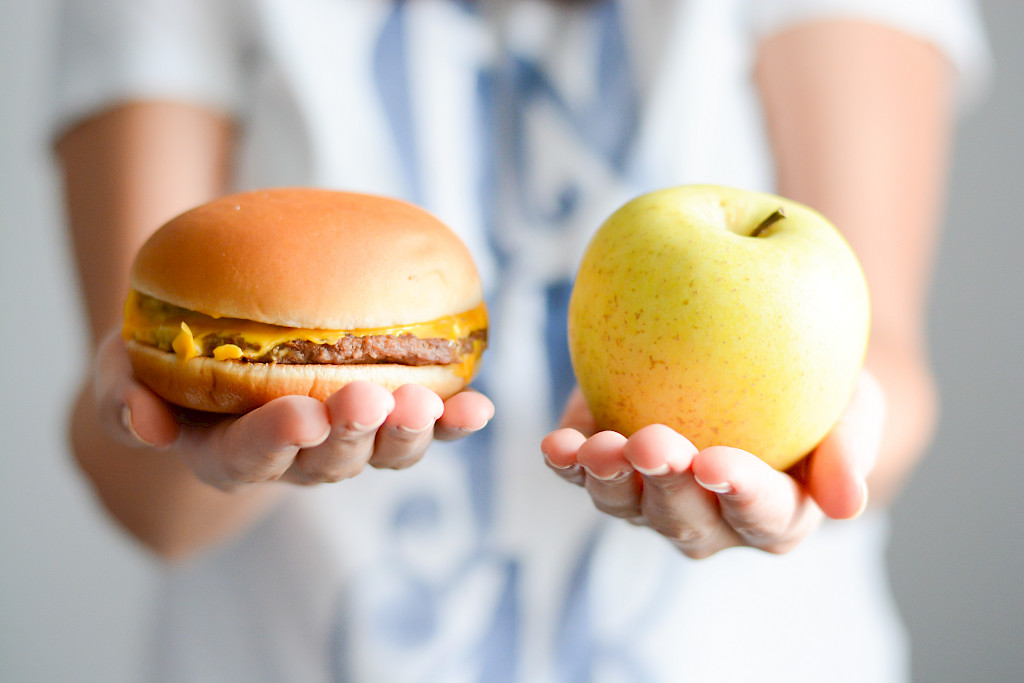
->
100, 188, 493, 490
123, 187, 488, 413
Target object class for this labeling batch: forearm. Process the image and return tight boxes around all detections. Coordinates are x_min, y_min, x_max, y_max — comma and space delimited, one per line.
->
58, 102, 279, 560
859, 334, 938, 504
56, 102, 494, 560
756, 19, 954, 502
56, 102, 238, 342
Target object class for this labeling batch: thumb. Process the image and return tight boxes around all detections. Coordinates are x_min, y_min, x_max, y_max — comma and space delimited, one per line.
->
807, 372, 887, 519
558, 387, 597, 437
94, 330, 179, 449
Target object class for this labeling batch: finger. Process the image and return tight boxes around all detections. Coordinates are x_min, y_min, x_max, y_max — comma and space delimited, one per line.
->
808, 372, 886, 519
621, 424, 697, 476
369, 384, 445, 469
121, 385, 182, 449
558, 387, 597, 436
692, 446, 820, 553
541, 428, 587, 486
575, 431, 642, 519
576, 430, 629, 480
94, 331, 179, 448
179, 395, 330, 490
285, 381, 394, 485
627, 428, 739, 558
434, 389, 495, 441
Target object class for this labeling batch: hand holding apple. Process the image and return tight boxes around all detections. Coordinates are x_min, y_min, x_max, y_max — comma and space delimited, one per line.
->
542, 371, 885, 558
567, 185, 870, 470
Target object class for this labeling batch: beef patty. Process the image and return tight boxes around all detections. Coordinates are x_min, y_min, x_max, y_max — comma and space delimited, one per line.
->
202, 330, 487, 366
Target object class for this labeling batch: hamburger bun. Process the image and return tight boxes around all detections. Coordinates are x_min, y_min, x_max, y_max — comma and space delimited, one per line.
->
123, 188, 488, 413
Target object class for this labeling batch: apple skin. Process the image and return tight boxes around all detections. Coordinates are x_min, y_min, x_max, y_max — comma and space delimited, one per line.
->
567, 185, 870, 471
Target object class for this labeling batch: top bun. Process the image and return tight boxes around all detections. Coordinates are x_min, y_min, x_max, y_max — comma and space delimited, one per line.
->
131, 188, 484, 329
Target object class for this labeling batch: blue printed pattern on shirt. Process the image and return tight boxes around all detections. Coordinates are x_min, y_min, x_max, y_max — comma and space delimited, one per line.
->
330, 2, 654, 680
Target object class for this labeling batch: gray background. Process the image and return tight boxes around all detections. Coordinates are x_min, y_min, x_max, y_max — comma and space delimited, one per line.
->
888, 2, 1024, 680
2, 2, 1021, 681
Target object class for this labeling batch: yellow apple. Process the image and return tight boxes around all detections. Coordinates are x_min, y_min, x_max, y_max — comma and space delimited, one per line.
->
567, 185, 870, 470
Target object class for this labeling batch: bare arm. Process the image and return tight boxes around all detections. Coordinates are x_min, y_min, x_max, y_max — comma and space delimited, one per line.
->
542, 19, 955, 557
58, 102, 494, 562
58, 102, 284, 560
58, 102, 236, 342
756, 19, 952, 504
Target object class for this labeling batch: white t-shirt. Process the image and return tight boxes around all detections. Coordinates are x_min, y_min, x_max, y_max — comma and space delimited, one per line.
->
52, 1, 988, 681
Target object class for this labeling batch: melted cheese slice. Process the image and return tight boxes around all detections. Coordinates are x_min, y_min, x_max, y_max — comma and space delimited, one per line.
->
123, 290, 487, 379
171, 322, 199, 361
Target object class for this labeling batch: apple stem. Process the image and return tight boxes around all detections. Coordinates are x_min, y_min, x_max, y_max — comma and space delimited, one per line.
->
751, 207, 786, 237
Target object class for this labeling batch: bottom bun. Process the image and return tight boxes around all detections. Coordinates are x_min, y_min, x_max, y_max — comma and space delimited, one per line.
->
126, 340, 470, 414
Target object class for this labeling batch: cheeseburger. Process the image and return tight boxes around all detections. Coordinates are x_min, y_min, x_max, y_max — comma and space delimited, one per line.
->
122, 188, 488, 413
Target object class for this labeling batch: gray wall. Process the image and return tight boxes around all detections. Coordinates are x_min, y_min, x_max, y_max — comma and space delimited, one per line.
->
889, 2, 1024, 680
2, 2, 1021, 681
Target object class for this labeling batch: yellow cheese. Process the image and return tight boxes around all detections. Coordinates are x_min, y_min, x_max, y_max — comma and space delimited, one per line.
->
123, 290, 487, 368
451, 339, 486, 382
213, 344, 244, 361
171, 322, 199, 361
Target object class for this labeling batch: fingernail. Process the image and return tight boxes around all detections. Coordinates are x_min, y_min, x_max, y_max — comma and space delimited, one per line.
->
582, 465, 632, 483
348, 412, 388, 433
543, 453, 574, 470
296, 426, 332, 449
451, 419, 491, 436
553, 462, 584, 478
634, 463, 671, 477
694, 474, 732, 494
464, 416, 491, 433
121, 404, 142, 442
396, 423, 432, 435
121, 404, 158, 448
852, 480, 870, 519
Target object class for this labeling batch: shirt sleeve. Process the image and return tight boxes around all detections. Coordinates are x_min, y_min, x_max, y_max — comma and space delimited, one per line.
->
49, 0, 251, 139
747, 0, 992, 110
